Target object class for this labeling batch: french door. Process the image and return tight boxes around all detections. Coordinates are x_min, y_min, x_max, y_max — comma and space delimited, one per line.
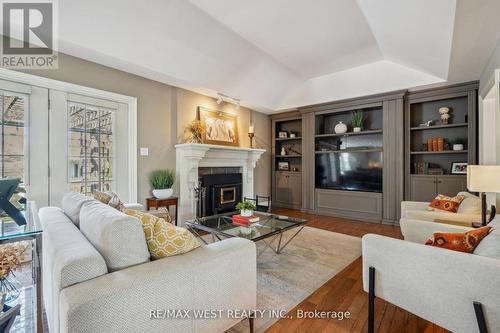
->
0, 78, 133, 208
0, 80, 49, 206
49, 91, 131, 207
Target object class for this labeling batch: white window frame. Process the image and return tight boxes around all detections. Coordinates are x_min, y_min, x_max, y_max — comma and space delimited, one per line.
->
0, 68, 138, 202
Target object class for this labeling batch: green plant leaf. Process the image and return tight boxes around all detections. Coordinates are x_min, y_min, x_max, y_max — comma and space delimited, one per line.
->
150, 169, 175, 189
236, 200, 256, 211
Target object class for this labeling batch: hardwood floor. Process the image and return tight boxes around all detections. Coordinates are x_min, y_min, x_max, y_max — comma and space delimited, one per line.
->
266, 208, 450, 333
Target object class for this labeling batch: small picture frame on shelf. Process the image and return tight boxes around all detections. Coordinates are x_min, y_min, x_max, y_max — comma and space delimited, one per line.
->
278, 131, 288, 138
450, 162, 468, 175
277, 161, 290, 171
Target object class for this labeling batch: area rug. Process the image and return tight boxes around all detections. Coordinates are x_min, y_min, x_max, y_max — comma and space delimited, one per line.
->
221, 226, 362, 333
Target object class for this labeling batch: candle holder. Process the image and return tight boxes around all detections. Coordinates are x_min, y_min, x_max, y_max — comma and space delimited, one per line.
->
248, 132, 255, 148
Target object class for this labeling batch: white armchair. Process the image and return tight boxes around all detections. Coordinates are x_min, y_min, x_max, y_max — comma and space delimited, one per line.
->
363, 217, 500, 333
401, 192, 482, 227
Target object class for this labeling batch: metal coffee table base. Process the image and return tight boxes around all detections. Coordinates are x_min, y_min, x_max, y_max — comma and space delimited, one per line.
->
258, 226, 304, 256
189, 225, 305, 255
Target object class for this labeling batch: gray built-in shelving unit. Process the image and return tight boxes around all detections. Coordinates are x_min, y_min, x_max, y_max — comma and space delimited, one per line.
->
270, 81, 478, 225
302, 92, 404, 224
271, 113, 303, 209
271, 90, 405, 224
404, 82, 478, 202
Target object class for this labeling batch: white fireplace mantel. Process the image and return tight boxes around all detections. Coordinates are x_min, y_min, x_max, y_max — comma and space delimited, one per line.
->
175, 143, 266, 225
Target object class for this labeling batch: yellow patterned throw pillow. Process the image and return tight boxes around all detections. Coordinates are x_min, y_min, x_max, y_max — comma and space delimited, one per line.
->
123, 209, 201, 259
92, 190, 125, 210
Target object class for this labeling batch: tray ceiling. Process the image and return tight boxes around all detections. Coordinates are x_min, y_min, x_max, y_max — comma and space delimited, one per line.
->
46, 0, 500, 112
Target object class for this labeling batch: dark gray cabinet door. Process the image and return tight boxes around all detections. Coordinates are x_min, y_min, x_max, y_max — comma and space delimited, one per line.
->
437, 176, 467, 196
275, 173, 290, 205
410, 175, 437, 202
288, 173, 302, 205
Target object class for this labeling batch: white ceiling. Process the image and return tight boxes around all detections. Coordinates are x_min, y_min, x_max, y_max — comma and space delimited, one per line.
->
49, 0, 500, 112
189, 0, 383, 79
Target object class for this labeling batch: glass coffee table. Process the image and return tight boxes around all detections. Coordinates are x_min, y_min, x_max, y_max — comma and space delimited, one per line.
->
186, 212, 307, 255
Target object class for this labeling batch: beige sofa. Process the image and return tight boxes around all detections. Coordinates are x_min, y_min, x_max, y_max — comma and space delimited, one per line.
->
362, 217, 500, 333
40, 192, 256, 333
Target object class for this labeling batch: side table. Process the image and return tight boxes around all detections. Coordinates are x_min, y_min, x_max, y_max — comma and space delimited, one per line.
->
0, 201, 43, 332
146, 197, 178, 225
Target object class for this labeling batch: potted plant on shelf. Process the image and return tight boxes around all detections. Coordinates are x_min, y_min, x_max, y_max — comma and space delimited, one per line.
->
151, 169, 175, 199
236, 200, 256, 217
351, 111, 365, 132
451, 137, 466, 151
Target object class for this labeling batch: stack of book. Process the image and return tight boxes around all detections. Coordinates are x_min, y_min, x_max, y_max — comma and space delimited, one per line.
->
232, 214, 260, 227
413, 162, 429, 174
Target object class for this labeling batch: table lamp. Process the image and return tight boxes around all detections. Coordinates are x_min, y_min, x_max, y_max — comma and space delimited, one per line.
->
467, 165, 500, 226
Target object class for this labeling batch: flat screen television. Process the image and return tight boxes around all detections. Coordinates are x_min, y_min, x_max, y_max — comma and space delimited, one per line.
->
315, 151, 383, 192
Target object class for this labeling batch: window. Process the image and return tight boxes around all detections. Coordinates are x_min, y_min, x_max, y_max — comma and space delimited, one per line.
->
0, 92, 27, 182
68, 102, 114, 195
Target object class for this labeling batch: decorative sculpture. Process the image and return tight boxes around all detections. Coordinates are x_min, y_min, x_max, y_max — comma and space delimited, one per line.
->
0, 178, 26, 226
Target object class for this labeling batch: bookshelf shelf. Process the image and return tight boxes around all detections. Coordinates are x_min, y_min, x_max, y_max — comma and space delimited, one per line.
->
315, 148, 382, 154
410, 123, 468, 131
275, 137, 302, 141
315, 129, 382, 138
410, 150, 468, 155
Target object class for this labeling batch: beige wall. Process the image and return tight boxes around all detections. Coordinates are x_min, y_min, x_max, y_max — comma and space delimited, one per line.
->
175, 88, 271, 196
19, 52, 271, 203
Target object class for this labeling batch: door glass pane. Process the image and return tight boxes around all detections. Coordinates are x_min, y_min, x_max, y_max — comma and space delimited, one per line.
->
1, 93, 27, 182
68, 102, 115, 194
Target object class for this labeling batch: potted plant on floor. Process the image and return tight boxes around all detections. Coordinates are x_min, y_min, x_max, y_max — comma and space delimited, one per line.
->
351, 111, 365, 132
236, 200, 257, 217
151, 169, 175, 199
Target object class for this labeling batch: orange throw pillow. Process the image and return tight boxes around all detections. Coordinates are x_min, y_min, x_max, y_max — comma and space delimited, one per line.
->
428, 194, 465, 213
425, 226, 492, 253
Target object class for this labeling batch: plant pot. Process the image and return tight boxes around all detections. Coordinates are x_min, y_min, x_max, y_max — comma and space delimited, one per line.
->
240, 209, 253, 217
152, 188, 173, 199
240, 227, 252, 235
453, 144, 464, 151
353, 127, 361, 133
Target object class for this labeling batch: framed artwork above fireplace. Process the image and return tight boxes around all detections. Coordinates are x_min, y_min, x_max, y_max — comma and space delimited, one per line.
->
197, 106, 239, 146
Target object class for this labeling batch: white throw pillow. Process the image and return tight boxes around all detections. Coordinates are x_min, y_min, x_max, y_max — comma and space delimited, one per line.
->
80, 201, 150, 271
61, 192, 96, 227
456, 192, 481, 214
488, 215, 500, 229
474, 230, 500, 259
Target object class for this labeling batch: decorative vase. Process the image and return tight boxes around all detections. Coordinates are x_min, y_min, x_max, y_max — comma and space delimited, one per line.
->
427, 138, 433, 151
432, 138, 438, 151
0, 275, 22, 303
289, 132, 296, 138
240, 209, 253, 217
152, 188, 173, 199
280, 147, 286, 156
437, 138, 444, 151
439, 107, 450, 125
334, 121, 347, 134
453, 144, 464, 151
353, 127, 361, 133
